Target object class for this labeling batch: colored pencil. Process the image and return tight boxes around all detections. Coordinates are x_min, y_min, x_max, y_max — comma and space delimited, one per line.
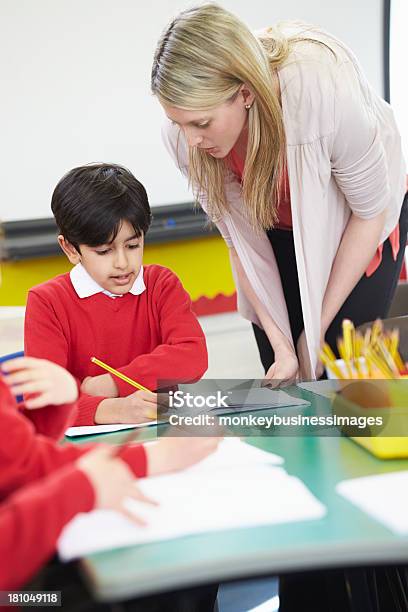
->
91, 356, 151, 392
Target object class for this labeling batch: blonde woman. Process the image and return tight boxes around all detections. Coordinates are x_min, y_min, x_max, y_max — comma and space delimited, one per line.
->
152, 3, 407, 387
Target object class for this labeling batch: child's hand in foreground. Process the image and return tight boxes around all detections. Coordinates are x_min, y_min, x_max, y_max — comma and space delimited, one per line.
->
78, 445, 157, 524
1, 357, 78, 409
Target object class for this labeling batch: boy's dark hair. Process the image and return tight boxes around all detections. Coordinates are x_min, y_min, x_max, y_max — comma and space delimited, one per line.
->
51, 163, 152, 251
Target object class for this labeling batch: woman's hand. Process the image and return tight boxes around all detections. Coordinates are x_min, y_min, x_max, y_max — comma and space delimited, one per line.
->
1, 357, 78, 409
263, 348, 299, 388
77, 445, 157, 524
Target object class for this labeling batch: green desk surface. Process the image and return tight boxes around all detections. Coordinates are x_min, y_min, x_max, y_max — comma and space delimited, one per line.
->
68, 386, 408, 602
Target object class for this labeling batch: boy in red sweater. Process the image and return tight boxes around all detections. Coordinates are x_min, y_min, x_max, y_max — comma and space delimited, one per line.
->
24, 163, 208, 426
0, 354, 218, 594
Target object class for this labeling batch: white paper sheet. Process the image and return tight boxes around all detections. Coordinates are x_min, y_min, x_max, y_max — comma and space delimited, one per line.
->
58, 439, 325, 560
336, 471, 408, 534
65, 421, 158, 437
183, 438, 284, 472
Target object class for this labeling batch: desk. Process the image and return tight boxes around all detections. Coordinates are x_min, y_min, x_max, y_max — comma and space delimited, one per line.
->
69, 386, 408, 602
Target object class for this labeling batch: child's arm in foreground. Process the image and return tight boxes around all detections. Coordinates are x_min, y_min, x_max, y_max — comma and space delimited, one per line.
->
1, 357, 219, 494
0, 444, 155, 590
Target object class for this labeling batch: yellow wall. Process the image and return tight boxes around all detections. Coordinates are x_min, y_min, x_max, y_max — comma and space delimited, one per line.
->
0, 235, 235, 306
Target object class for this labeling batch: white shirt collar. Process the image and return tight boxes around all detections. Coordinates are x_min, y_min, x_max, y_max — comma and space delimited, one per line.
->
70, 263, 145, 299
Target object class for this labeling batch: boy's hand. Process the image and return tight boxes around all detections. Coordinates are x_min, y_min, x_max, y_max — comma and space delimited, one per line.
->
1, 357, 78, 409
77, 445, 157, 524
81, 373, 118, 398
95, 390, 160, 424
146, 436, 221, 476
118, 390, 160, 422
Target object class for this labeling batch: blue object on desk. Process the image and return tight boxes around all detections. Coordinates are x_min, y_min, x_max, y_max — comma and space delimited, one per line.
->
0, 350, 24, 364
0, 350, 24, 403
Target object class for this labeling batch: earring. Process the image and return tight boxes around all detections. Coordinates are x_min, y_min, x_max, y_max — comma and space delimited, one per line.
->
245, 103, 252, 110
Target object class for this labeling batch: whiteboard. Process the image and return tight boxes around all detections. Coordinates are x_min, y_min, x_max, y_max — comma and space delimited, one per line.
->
0, 0, 383, 221
390, 0, 408, 163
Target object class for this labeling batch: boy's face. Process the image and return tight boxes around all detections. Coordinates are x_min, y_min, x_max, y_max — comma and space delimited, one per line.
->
59, 220, 144, 295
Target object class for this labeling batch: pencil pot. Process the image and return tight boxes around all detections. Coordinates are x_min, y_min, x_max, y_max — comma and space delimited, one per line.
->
331, 379, 408, 459
325, 357, 371, 380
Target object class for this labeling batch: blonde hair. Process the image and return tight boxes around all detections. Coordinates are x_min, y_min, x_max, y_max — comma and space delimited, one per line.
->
151, 3, 331, 230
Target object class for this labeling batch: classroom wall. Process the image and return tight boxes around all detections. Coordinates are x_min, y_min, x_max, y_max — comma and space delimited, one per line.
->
390, 0, 408, 161
1, 0, 384, 222
0, 236, 236, 309
0, 0, 385, 307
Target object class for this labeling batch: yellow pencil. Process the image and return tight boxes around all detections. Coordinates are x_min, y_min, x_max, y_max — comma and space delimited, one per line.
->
370, 319, 383, 346
319, 351, 345, 379
322, 342, 337, 363
389, 329, 405, 373
342, 319, 355, 361
394, 350, 405, 374
363, 328, 371, 352
355, 332, 364, 359
337, 338, 346, 361
389, 329, 399, 358
91, 357, 151, 392
376, 338, 400, 377
337, 337, 353, 378
365, 347, 394, 379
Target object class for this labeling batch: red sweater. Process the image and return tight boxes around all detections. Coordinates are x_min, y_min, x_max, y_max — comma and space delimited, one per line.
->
0, 379, 147, 589
25, 264, 208, 426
